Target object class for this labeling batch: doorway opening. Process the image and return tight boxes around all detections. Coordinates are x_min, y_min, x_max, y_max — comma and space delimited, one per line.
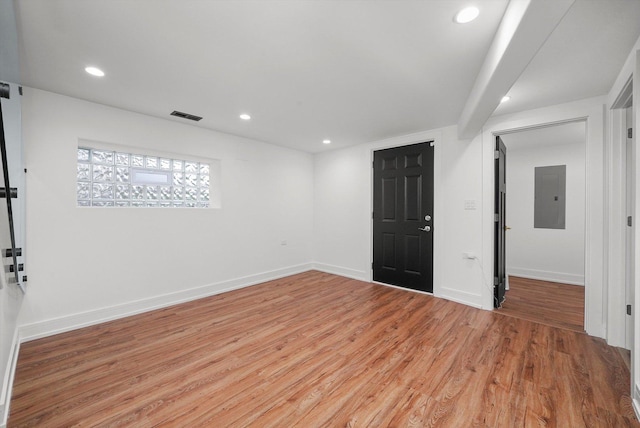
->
494, 121, 587, 331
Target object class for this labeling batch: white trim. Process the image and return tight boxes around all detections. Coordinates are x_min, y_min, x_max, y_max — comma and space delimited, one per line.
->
481, 97, 606, 339
0, 330, 20, 428
507, 268, 584, 286
607, 35, 639, 107
611, 75, 633, 110
312, 263, 368, 282
632, 47, 640, 417
634, 384, 640, 422
606, 106, 629, 348
437, 287, 485, 310
18, 263, 313, 342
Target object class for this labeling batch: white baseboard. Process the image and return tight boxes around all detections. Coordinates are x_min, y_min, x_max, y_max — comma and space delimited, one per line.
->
437, 287, 486, 310
312, 263, 368, 282
19, 263, 314, 342
312, 263, 490, 311
0, 330, 20, 428
633, 384, 640, 423
507, 267, 584, 286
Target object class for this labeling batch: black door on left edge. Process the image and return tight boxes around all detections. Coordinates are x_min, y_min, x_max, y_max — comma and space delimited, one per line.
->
494, 136, 507, 307
373, 142, 434, 292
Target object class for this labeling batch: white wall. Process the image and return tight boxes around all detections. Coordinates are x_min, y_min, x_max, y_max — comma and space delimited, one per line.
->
313, 144, 371, 280
12, 89, 614, 344
437, 131, 487, 307
19, 88, 314, 340
314, 97, 605, 331
505, 141, 586, 285
314, 126, 489, 309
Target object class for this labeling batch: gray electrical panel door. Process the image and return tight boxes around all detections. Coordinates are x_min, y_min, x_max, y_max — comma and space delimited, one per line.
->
534, 165, 566, 229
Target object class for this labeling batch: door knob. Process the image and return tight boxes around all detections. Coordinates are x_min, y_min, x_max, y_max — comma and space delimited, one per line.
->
418, 226, 431, 232
504, 226, 511, 231
424, 215, 431, 221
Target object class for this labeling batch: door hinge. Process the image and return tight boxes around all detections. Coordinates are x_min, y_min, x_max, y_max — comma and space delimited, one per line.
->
0, 188, 17, 198
493, 277, 499, 286
0, 83, 9, 99
494, 213, 499, 222
627, 304, 632, 315
372, 211, 374, 219
628, 216, 633, 227
494, 150, 500, 160
8, 263, 24, 273
629, 128, 633, 139
3, 248, 21, 258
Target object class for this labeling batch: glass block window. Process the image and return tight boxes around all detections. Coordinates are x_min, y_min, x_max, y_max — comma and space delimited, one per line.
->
77, 147, 211, 208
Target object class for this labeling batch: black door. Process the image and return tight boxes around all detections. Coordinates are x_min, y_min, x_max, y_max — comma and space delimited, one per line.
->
373, 142, 434, 292
494, 136, 507, 307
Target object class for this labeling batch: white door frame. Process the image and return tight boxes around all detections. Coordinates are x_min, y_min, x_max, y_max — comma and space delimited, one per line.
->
609, 75, 633, 350
480, 98, 606, 339
632, 51, 640, 419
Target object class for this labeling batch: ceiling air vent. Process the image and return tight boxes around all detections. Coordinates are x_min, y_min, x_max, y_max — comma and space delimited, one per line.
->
170, 110, 203, 122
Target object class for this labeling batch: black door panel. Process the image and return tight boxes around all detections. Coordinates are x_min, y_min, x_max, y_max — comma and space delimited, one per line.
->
373, 142, 434, 292
495, 136, 507, 307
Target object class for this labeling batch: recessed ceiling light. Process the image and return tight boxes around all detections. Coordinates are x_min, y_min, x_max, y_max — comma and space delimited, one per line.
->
322, 139, 331, 145
454, 6, 479, 24
500, 96, 511, 103
239, 113, 251, 120
85, 66, 105, 77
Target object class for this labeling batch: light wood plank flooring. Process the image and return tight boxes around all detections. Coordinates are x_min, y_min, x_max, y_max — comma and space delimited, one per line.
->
498, 276, 585, 332
9, 271, 637, 427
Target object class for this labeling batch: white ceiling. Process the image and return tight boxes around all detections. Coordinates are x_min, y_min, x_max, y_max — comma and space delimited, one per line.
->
7, 0, 640, 153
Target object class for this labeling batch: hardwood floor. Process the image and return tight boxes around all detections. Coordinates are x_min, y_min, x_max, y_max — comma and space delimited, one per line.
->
9, 271, 637, 427
498, 276, 585, 332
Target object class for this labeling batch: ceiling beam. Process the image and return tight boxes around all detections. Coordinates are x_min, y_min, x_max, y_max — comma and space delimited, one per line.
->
0, 0, 21, 83
457, 0, 575, 139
